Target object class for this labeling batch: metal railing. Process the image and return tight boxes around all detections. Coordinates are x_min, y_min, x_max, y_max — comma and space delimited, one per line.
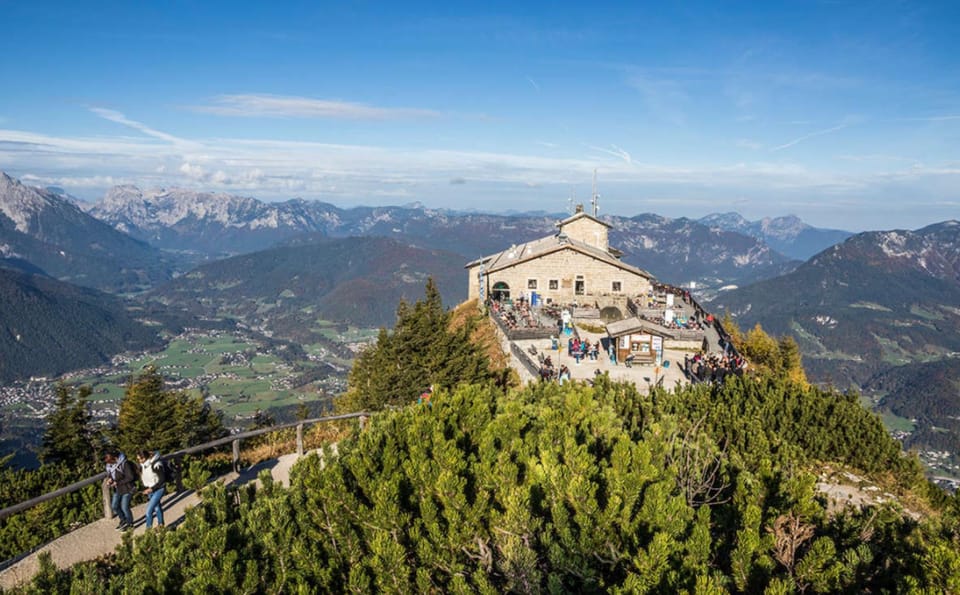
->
0, 411, 370, 522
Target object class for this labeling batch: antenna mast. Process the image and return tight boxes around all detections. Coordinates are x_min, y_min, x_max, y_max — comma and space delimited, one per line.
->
591, 169, 600, 217
568, 189, 576, 214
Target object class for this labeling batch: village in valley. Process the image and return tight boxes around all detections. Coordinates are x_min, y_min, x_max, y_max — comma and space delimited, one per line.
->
1, 197, 957, 485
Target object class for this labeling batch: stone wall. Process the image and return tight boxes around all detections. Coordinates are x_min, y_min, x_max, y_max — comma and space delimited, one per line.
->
559, 217, 608, 251
468, 247, 651, 307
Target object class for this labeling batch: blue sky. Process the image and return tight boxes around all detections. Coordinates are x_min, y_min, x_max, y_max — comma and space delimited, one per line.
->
1, 1, 958, 230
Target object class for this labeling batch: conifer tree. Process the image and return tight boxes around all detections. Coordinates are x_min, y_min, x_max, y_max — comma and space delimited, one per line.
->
115, 367, 224, 456
339, 278, 493, 411
40, 384, 97, 472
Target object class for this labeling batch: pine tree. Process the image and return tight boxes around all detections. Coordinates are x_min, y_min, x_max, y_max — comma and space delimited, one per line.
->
115, 367, 225, 456
338, 278, 494, 411
777, 335, 808, 385
40, 383, 97, 472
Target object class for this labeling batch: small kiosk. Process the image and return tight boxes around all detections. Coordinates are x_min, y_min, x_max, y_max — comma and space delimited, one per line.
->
606, 318, 675, 366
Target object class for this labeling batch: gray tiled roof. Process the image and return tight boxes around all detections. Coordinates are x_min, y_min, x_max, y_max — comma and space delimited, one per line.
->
466, 233, 653, 279
605, 317, 676, 339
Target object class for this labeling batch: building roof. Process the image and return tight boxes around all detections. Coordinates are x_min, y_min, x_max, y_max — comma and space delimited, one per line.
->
465, 232, 653, 279
605, 317, 677, 339
556, 210, 611, 229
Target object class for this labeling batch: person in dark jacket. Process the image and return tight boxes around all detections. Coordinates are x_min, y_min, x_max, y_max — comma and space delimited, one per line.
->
105, 452, 136, 530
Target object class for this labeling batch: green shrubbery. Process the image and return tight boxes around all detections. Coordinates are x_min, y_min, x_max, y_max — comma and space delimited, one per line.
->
5, 282, 959, 592
15, 376, 960, 593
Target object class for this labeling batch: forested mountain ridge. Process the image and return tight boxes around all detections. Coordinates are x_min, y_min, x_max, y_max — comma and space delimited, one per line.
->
714, 220, 960, 459
0, 173, 175, 292
149, 236, 468, 339
0, 268, 163, 382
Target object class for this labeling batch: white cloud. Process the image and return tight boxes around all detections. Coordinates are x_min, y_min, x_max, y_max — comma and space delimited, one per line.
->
1, 121, 958, 229
189, 94, 441, 120
89, 107, 186, 144
770, 123, 848, 152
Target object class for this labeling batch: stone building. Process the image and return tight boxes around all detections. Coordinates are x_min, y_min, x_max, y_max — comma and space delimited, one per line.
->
466, 206, 653, 320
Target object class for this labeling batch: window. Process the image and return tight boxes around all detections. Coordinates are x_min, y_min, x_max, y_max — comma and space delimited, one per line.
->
612, 281, 622, 293
549, 279, 559, 290
575, 275, 585, 296
527, 279, 538, 289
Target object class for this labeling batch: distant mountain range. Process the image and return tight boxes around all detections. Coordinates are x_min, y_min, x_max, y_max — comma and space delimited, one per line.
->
149, 236, 468, 340
713, 221, 960, 455
698, 212, 852, 260
0, 173, 175, 292
85, 182, 814, 290
0, 267, 164, 382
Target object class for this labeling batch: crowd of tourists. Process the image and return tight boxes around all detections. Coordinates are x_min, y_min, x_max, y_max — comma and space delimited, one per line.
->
490, 298, 545, 330
566, 337, 601, 363
684, 352, 747, 384
104, 450, 177, 531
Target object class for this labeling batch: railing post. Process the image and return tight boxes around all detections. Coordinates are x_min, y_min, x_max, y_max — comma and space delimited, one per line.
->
296, 423, 304, 456
102, 479, 112, 520
232, 439, 241, 473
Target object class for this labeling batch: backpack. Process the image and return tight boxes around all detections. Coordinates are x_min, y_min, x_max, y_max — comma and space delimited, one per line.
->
152, 458, 175, 485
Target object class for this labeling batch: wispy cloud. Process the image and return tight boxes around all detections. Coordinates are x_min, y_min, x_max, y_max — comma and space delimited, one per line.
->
770, 123, 848, 152
624, 73, 689, 125
89, 107, 186, 144
900, 114, 960, 122
526, 76, 540, 92
2, 119, 959, 230
190, 94, 441, 120
587, 143, 632, 164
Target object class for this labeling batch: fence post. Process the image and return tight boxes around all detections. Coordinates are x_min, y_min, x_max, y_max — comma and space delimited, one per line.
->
296, 424, 304, 456
232, 439, 241, 473
102, 479, 112, 519
359, 415, 367, 431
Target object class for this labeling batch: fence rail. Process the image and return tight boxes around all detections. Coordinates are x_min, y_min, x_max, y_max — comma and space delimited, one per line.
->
0, 411, 369, 523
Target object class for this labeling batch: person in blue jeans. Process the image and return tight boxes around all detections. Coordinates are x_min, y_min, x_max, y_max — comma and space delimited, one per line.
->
138, 450, 166, 529
105, 452, 136, 530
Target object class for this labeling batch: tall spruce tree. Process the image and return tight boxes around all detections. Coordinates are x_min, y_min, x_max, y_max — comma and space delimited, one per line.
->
339, 278, 493, 411
115, 367, 225, 456
40, 384, 98, 472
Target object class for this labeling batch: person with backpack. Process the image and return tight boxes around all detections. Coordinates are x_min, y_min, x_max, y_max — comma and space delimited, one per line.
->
138, 450, 167, 529
104, 451, 136, 531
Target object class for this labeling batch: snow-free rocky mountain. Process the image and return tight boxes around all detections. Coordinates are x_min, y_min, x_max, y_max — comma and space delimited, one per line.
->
0, 173, 174, 292
87, 186, 340, 256
698, 212, 852, 260
713, 220, 960, 455
88, 184, 797, 290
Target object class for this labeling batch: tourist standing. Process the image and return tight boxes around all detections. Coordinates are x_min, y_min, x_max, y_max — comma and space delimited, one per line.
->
138, 450, 166, 529
105, 452, 136, 530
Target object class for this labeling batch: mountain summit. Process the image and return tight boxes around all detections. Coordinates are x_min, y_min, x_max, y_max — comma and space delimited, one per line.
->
89, 186, 337, 255
699, 212, 852, 260
0, 173, 173, 292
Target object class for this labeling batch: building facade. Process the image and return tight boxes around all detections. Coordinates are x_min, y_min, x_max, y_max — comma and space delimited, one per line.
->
466, 207, 653, 318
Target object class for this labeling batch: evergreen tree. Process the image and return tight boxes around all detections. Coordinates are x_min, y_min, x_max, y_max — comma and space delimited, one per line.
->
39, 383, 97, 472
338, 278, 494, 411
115, 367, 225, 456
777, 335, 807, 385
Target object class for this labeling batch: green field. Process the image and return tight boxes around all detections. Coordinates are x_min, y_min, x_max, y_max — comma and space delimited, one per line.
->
77, 332, 340, 424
